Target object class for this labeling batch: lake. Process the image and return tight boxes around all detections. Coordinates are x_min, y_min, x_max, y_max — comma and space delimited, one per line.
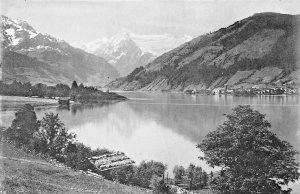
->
1, 93, 300, 179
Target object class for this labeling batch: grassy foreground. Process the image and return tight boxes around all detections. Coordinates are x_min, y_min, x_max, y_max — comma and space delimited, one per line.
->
0, 142, 148, 194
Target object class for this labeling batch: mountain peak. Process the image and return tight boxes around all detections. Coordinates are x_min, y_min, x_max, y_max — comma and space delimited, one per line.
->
111, 30, 137, 49
1, 15, 37, 34
2, 15, 120, 86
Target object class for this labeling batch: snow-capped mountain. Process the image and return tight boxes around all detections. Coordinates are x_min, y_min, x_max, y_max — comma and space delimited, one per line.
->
78, 29, 193, 76
78, 30, 154, 76
1, 15, 119, 86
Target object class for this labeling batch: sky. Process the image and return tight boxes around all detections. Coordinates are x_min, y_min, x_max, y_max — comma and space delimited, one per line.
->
1, 0, 300, 45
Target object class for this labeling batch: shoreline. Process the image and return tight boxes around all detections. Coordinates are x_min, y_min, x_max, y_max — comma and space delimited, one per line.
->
0, 95, 127, 110
0, 95, 59, 110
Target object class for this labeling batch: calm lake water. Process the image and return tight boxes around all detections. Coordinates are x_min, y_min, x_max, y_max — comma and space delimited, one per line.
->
1, 93, 300, 182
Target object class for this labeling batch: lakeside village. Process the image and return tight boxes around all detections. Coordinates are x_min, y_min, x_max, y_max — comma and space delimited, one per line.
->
185, 84, 298, 96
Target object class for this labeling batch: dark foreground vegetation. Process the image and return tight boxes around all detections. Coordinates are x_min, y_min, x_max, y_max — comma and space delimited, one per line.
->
198, 105, 299, 194
1, 104, 298, 193
0, 80, 126, 103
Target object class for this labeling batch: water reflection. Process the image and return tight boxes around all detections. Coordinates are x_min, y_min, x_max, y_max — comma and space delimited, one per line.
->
1, 93, 299, 176
30, 94, 300, 175
61, 102, 210, 172
69, 101, 116, 116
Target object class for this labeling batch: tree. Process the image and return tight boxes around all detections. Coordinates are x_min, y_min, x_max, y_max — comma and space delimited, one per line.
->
186, 164, 198, 190
55, 83, 70, 97
197, 105, 299, 194
71, 80, 78, 89
134, 161, 167, 188
201, 171, 209, 188
173, 165, 185, 184
64, 142, 96, 171
78, 83, 84, 91
36, 113, 76, 159
110, 165, 135, 184
34, 83, 47, 97
194, 166, 203, 189
4, 104, 39, 147
151, 175, 172, 194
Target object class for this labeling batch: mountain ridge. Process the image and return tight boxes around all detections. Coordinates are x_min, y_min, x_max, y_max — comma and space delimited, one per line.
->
109, 12, 300, 91
1, 15, 120, 86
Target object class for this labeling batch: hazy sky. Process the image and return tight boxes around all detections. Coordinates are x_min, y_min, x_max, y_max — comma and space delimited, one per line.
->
2, 0, 300, 44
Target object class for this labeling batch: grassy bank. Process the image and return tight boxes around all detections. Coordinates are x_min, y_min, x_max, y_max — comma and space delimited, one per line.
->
0, 142, 149, 194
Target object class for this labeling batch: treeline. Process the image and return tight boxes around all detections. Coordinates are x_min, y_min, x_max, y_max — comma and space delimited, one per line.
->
0, 81, 71, 97
104, 161, 168, 189
102, 159, 209, 192
173, 164, 209, 190
107, 162, 209, 191
0, 80, 126, 102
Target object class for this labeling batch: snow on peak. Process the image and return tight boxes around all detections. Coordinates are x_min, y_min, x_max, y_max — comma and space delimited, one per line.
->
111, 28, 132, 44
79, 29, 139, 57
79, 29, 193, 56
2, 15, 40, 46
2, 15, 37, 34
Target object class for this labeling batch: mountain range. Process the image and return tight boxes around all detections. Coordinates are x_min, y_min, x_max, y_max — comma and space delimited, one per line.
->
109, 13, 300, 91
1, 15, 119, 86
76, 30, 192, 76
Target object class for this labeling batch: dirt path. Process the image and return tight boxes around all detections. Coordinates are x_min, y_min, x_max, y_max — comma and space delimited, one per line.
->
0, 156, 51, 166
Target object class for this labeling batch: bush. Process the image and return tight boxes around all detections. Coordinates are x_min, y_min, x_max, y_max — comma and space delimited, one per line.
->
110, 165, 135, 184
35, 113, 76, 159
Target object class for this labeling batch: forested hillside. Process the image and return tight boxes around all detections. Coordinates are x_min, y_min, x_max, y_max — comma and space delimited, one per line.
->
109, 13, 300, 91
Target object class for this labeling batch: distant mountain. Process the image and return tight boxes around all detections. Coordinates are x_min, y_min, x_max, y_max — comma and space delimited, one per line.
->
1, 15, 120, 86
78, 30, 192, 76
80, 31, 155, 76
109, 13, 300, 91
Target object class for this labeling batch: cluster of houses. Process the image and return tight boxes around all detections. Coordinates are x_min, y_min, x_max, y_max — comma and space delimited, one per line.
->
88, 152, 135, 171
185, 85, 298, 96
220, 85, 297, 96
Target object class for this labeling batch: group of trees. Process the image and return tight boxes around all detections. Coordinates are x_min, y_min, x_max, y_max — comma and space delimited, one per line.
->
2, 104, 110, 172
107, 160, 210, 193
0, 80, 106, 99
173, 164, 209, 190
105, 160, 168, 190
0, 81, 71, 97
0, 80, 126, 103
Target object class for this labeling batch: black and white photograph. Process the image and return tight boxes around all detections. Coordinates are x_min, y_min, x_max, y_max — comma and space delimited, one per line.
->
0, 0, 300, 193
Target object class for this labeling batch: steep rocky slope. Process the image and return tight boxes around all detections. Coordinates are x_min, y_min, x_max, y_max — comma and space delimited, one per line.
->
80, 31, 155, 76
1, 15, 120, 86
109, 13, 300, 91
